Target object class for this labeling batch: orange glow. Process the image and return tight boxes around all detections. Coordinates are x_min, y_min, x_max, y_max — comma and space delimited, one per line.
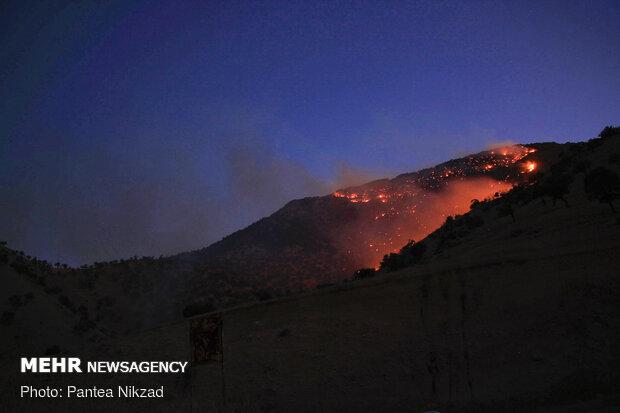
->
332, 145, 536, 205
328, 144, 539, 269
333, 177, 514, 269
522, 161, 537, 173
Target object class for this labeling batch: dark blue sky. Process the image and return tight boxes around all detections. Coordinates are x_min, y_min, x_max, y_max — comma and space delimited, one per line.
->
1, 0, 619, 264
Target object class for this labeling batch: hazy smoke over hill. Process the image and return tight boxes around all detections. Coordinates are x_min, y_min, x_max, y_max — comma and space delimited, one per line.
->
0, 141, 385, 265
330, 176, 512, 269
0, 130, 536, 268
226, 146, 387, 220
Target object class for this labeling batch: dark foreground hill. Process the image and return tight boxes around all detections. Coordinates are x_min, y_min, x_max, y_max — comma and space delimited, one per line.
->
2, 130, 619, 412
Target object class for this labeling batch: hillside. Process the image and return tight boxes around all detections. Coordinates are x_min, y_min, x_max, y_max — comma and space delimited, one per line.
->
1, 142, 560, 335
3, 129, 619, 412
191, 143, 550, 276
174, 129, 618, 411
0, 130, 615, 340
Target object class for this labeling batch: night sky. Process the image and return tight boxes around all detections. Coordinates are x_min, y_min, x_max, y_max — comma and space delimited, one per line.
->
1, 0, 619, 265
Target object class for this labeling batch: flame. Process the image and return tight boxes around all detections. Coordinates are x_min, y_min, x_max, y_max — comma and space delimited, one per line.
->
522, 161, 537, 173
329, 145, 539, 269
334, 177, 514, 269
332, 145, 537, 205
334, 191, 371, 203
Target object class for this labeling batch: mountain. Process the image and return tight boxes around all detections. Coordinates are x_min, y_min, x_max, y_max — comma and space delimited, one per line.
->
0, 137, 596, 336
170, 129, 617, 411
3, 128, 619, 412
180, 143, 558, 291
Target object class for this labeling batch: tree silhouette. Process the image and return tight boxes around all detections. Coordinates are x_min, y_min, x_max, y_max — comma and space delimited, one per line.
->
380, 253, 404, 272
599, 125, 620, 140
497, 202, 516, 222
353, 268, 376, 280
545, 173, 573, 207
584, 167, 620, 213
380, 240, 426, 272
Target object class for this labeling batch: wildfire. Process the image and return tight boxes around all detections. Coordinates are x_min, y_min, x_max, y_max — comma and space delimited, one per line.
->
334, 191, 370, 203
328, 144, 541, 270
522, 161, 537, 173
332, 145, 537, 204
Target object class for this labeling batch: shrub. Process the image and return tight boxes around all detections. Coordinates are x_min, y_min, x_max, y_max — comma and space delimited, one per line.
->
584, 167, 620, 212
463, 214, 484, 230
499, 202, 516, 221
44, 285, 62, 295
380, 253, 405, 272
0, 311, 15, 326
400, 239, 427, 257
599, 125, 620, 140
58, 295, 77, 313
573, 160, 591, 174
353, 268, 376, 280
587, 137, 604, 150
508, 184, 532, 206
380, 240, 427, 272
8, 295, 23, 308
546, 173, 573, 207
74, 307, 95, 333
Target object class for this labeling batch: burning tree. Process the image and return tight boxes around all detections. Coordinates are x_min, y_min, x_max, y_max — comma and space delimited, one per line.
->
584, 167, 620, 213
